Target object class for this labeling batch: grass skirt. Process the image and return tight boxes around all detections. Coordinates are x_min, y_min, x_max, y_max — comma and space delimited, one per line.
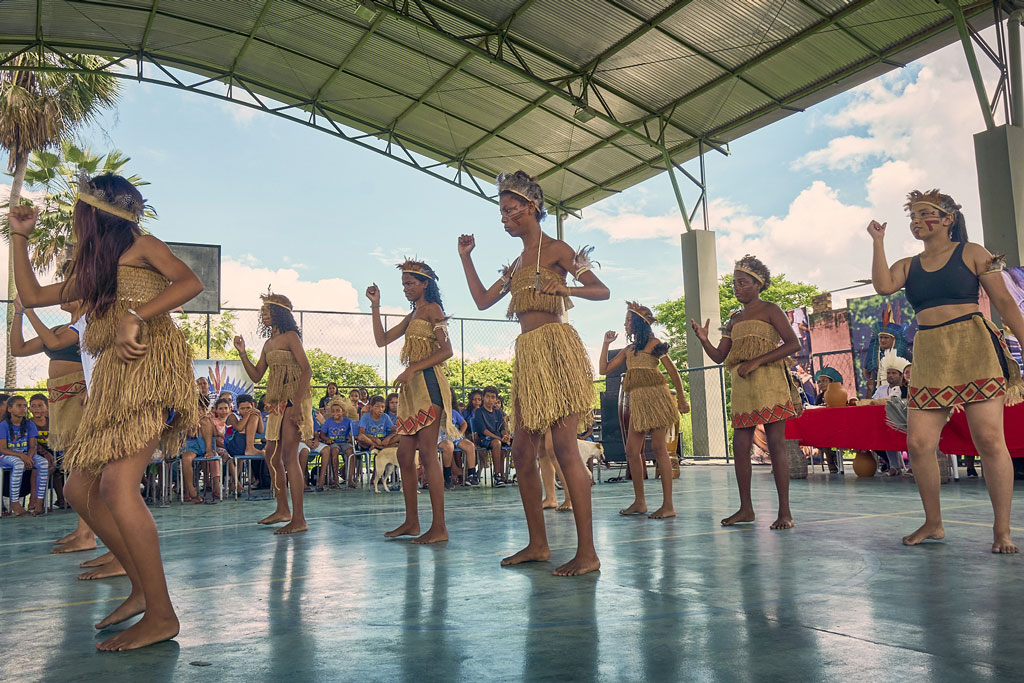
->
726, 320, 801, 429
265, 350, 314, 441
627, 383, 678, 432
910, 313, 1023, 409
396, 366, 460, 438
46, 369, 85, 452
511, 322, 594, 433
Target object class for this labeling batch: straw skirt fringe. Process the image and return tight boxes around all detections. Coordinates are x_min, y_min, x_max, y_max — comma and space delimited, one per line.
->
910, 314, 1023, 409
46, 369, 86, 452
511, 322, 594, 433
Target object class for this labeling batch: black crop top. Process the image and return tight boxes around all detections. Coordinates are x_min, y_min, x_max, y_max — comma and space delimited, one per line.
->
42, 326, 82, 363
904, 242, 979, 314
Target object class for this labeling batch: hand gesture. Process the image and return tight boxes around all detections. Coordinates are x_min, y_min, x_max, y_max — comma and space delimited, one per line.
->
114, 315, 148, 362
539, 278, 569, 297
365, 283, 381, 307
866, 220, 887, 241
457, 234, 475, 257
736, 358, 761, 379
13, 295, 24, 314
678, 396, 690, 415
690, 318, 710, 343
603, 330, 618, 344
232, 335, 246, 354
393, 368, 413, 388
7, 205, 39, 238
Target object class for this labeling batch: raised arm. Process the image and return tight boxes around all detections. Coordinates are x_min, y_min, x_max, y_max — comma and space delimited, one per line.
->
690, 317, 732, 365
598, 331, 626, 375
365, 284, 411, 347
24, 307, 75, 351
9, 301, 44, 357
457, 234, 508, 310
233, 337, 268, 382
867, 220, 910, 295
7, 206, 70, 307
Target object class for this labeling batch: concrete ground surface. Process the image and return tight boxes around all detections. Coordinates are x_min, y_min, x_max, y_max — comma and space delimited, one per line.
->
1, 465, 1022, 682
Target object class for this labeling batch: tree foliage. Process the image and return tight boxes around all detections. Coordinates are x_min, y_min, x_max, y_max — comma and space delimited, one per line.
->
443, 358, 515, 398
654, 273, 823, 368
306, 348, 382, 392
176, 308, 239, 360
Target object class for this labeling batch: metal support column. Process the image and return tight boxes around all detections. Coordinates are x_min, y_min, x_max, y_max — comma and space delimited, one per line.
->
1010, 10, 1024, 127
943, 0, 997, 130
663, 148, 693, 232
556, 211, 564, 241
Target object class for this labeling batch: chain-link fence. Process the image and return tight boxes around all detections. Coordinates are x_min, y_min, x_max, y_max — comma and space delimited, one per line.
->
0, 302, 732, 459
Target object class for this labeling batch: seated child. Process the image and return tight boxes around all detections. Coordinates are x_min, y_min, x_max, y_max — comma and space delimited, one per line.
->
318, 398, 355, 490
471, 386, 512, 487
0, 396, 45, 515
353, 395, 399, 488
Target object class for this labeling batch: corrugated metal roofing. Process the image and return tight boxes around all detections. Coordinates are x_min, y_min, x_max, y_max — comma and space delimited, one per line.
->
0, 0, 996, 212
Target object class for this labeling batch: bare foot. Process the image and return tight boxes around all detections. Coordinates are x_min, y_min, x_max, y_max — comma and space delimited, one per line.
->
257, 512, 291, 525
542, 498, 558, 509
648, 506, 676, 519
54, 530, 78, 544
412, 527, 449, 544
78, 560, 127, 580
557, 499, 572, 511
721, 509, 755, 526
902, 522, 946, 546
274, 520, 308, 535
51, 536, 98, 554
97, 613, 179, 652
770, 516, 795, 530
80, 551, 114, 568
9, 502, 28, 517
619, 501, 647, 516
384, 521, 421, 538
95, 593, 145, 629
992, 532, 1019, 554
553, 553, 601, 576
501, 544, 551, 566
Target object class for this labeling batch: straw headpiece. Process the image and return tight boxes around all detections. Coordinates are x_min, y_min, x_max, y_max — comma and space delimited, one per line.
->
497, 171, 545, 216
260, 286, 293, 312
626, 300, 655, 325
75, 170, 145, 223
396, 258, 438, 281
904, 189, 961, 217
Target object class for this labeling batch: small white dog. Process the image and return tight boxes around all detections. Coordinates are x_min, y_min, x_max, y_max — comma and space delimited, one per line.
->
371, 448, 421, 493
578, 440, 606, 474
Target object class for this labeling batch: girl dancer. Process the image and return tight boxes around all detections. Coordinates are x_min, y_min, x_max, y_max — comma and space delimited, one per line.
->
366, 259, 459, 543
458, 170, 609, 576
9, 173, 202, 650
234, 290, 312, 534
600, 301, 689, 519
869, 189, 1021, 553
691, 255, 801, 529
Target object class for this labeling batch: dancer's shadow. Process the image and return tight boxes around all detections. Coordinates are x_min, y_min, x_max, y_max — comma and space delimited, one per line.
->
267, 538, 313, 676
521, 568, 599, 683
399, 544, 458, 680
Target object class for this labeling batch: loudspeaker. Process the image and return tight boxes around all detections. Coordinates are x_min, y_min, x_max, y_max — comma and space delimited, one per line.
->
600, 348, 627, 463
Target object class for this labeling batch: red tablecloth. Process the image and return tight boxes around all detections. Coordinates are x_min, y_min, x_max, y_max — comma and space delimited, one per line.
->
784, 404, 1024, 457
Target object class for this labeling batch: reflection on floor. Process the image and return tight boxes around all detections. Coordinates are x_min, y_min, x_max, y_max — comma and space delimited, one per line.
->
1, 466, 1022, 681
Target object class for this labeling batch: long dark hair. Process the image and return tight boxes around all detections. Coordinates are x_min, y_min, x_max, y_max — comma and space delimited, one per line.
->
4, 396, 26, 440
65, 174, 144, 318
259, 295, 302, 339
627, 311, 668, 356
408, 272, 444, 312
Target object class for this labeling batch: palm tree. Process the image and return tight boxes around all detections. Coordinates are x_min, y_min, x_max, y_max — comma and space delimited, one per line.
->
4, 142, 154, 271
0, 52, 119, 387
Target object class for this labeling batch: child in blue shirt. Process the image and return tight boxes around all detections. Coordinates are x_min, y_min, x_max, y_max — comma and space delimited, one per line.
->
0, 396, 45, 515
352, 396, 399, 488
318, 399, 354, 490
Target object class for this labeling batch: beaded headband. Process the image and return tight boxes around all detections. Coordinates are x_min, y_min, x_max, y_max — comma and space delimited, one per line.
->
396, 258, 437, 281
626, 300, 655, 325
904, 189, 961, 216
75, 171, 145, 222
734, 266, 764, 286
497, 171, 544, 215
260, 287, 293, 311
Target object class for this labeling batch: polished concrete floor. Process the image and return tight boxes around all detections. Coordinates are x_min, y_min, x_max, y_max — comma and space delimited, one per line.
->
2, 465, 1023, 682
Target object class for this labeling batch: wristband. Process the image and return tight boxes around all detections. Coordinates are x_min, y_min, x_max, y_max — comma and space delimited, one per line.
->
127, 308, 146, 324
10, 233, 28, 240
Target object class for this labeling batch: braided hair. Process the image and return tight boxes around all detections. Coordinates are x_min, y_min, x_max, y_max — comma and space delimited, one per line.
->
734, 254, 771, 292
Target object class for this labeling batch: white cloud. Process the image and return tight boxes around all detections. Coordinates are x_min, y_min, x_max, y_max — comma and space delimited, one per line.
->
220, 256, 360, 311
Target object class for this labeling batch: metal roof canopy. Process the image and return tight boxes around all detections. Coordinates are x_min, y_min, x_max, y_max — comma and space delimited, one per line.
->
0, 0, 1001, 220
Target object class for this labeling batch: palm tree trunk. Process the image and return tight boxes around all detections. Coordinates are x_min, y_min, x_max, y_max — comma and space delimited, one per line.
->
5, 151, 27, 389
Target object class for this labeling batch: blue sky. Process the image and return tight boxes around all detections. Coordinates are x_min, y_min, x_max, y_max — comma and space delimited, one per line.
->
2, 34, 1002, 374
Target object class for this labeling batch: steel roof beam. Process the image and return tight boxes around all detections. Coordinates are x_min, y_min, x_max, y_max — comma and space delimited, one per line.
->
310, 12, 383, 105
228, 0, 277, 80
558, 1, 993, 208
793, 0, 904, 68
373, 0, 667, 152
